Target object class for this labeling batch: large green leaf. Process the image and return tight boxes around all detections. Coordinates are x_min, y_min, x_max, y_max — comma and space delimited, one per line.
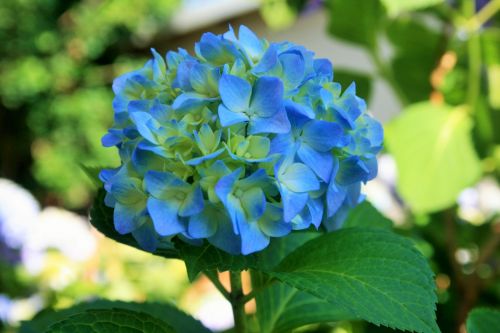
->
343, 201, 393, 230
466, 308, 500, 333
253, 232, 352, 333
20, 300, 211, 333
89, 188, 179, 259
385, 102, 481, 213
326, 0, 384, 49
268, 228, 440, 333
46, 308, 174, 333
380, 0, 443, 16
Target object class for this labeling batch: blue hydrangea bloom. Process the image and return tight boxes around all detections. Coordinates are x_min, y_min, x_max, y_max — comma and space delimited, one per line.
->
100, 25, 383, 255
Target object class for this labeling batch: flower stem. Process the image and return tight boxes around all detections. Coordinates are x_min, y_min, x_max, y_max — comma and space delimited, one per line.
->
229, 271, 246, 333
205, 270, 230, 300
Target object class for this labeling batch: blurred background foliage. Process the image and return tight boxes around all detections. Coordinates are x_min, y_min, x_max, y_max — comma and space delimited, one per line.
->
0, 0, 500, 332
0, 0, 179, 208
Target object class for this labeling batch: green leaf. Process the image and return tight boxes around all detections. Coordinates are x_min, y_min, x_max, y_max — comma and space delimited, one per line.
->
380, 0, 443, 16
387, 17, 443, 103
89, 188, 179, 259
268, 228, 440, 333
487, 65, 500, 109
326, 0, 384, 49
255, 234, 342, 333
20, 300, 211, 333
343, 201, 393, 230
255, 282, 353, 333
466, 308, 500, 333
334, 70, 373, 101
46, 308, 174, 333
253, 232, 353, 333
385, 102, 481, 213
175, 240, 258, 282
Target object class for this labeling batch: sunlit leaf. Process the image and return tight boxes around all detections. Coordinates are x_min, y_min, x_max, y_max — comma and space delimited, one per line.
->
385, 102, 481, 213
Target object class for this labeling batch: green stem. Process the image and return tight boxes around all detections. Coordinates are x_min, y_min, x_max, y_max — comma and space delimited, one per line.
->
464, 1, 482, 113
465, 0, 500, 32
229, 271, 246, 333
370, 49, 410, 106
205, 270, 230, 300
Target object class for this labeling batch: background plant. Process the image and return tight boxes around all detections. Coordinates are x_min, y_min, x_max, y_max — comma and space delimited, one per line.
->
1, 0, 500, 332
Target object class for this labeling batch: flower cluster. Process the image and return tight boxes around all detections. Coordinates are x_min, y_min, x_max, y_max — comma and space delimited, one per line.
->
100, 26, 383, 255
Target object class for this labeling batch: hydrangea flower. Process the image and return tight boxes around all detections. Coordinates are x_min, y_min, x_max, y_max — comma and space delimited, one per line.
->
100, 25, 383, 255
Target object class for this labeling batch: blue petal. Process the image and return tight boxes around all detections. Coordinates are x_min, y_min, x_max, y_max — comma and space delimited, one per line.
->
131, 146, 165, 175
285, 100, 315, 121
136, 141, 170, 158
302, 120, 345, 151
196, 32, 238, 65
249, 107, 290, 134
188, 205, 218, 238
218, 104, 249, 127
279, 163, 320, 193
173, 60, 197, 91
238, 168, 269, 190
241, 187, 266, 221
279, 51, 306, 88
132, 221, 158, 252
151, 48, 166, 81
114, 203, 143, 234
219, 74, 252, 112
250, 76, 284, 117
313, 58, 333, 80
238, 25, 265, 60
270, 133, 295, 155
297, 144, 333, 182
336, 156, 370, 186
186, 148, 225, 166
215, 168, 244, 234
129, 111, 160, 144
190, 63, 220, 96
179, 185, 204, 217
238, 220, 270, 255
150, 99, 171, 123
306, 198, 324, 229
280, 186, 309, 222
147, 197, 185, 236
207, 210, 242, 255
327, 182, 347, 217
110, 178, 144, 205
172, 92, 213, 112
144, 171, 189, 198
258, 205, 292, 237
252, 43, 279, 74
101, 129, 122, 147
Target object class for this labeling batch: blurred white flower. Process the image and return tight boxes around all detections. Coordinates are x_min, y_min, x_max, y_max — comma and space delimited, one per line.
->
364, 154, 407, 224
458, 177, 500, 224
0, 179, 40, 248
22, 207, 97, 274
194, 293, 233, 331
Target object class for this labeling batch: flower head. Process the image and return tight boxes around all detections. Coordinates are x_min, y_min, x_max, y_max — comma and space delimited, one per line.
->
101, 25, 383, 255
